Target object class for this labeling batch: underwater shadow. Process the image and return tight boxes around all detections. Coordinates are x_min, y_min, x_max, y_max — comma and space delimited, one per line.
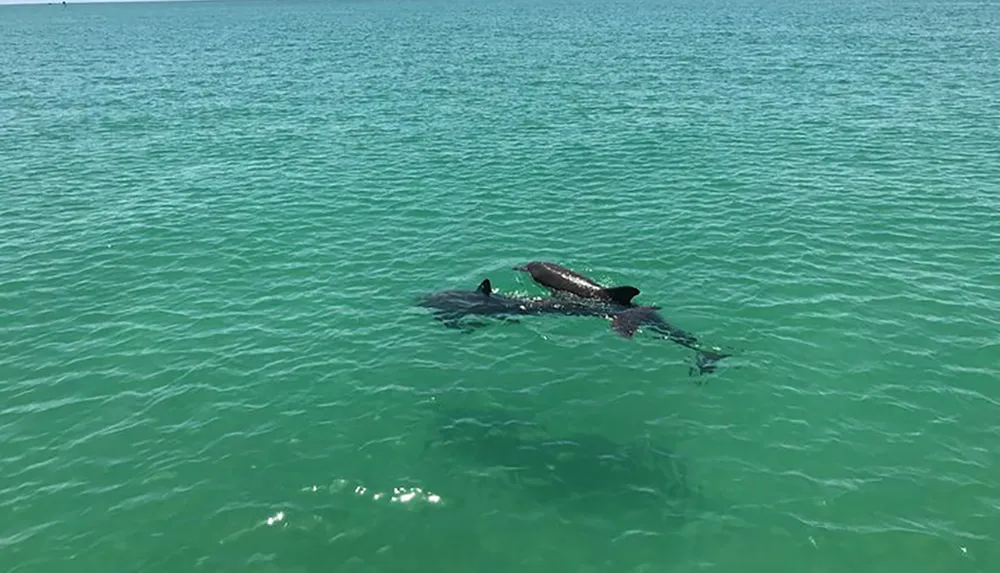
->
421, 403, 708, 528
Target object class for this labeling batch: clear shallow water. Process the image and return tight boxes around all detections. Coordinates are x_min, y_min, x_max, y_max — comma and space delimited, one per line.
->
1, 0, 999, 571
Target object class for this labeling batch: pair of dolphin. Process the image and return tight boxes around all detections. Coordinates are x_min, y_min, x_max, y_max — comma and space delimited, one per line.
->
418, 261, 731, 374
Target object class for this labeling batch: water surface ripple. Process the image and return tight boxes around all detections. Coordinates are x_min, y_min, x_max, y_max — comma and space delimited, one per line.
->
1, 0, 999, 572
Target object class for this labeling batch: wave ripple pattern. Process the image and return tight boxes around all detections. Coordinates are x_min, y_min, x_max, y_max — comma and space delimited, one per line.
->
1, 1, 999, 573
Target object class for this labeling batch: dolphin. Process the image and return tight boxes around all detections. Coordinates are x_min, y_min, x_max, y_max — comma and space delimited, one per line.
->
418, 278, 642, 334
513, 261, 640, 305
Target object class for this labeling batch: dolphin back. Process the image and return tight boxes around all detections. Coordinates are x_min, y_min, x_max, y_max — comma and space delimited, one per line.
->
515, 261, 640, 304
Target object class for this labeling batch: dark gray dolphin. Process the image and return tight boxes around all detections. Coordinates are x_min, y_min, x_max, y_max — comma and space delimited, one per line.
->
513, 261, 640, 305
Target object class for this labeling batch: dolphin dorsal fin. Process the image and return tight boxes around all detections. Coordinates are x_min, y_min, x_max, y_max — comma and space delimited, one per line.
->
601, 286, 641, 305
477, 279, 492, 296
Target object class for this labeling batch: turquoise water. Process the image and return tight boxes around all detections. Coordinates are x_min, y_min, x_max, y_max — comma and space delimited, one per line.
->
2, 0, 999, 571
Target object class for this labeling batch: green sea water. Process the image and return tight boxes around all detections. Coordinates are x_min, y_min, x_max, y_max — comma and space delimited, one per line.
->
2, 0, 999, 571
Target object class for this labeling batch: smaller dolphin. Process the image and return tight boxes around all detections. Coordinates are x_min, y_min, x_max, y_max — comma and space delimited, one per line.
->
513, 261, 640, 305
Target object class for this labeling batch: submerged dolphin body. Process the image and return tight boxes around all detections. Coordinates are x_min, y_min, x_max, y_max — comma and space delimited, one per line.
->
513, 261, 640, 305
417, 278, 635, 334
610, 306, 732, 375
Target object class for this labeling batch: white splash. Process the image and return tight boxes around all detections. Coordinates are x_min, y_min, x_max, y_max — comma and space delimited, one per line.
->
302, 479, 443, 507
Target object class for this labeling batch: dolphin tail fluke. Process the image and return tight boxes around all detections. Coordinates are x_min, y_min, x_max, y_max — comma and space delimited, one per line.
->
602, 286, 640, 305
693, 350, 730, 375
688, 346, 734, 377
